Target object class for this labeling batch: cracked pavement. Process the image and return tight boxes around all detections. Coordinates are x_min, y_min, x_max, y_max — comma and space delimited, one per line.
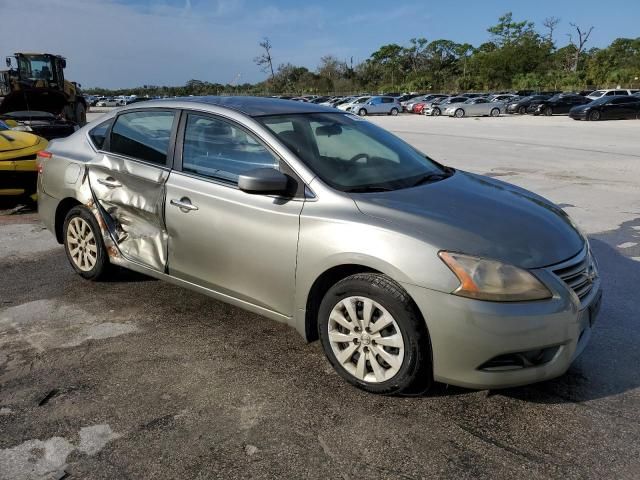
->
1, 114, 639, 479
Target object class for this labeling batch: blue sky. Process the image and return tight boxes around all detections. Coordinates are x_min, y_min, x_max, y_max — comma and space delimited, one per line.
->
2, 0, 639, 88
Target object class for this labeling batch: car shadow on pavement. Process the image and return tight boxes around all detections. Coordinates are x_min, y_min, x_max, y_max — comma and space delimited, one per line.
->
101, 267, 156, 283
498, 224, 640, 404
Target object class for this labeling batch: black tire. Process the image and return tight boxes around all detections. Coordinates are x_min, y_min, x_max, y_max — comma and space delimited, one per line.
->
544, 106, 553, 116
75, 102, 87, 126
454, 108, 465, 118
490, 108, 500, 117
589, 110, 601, 121
318, 273, 432, 395
358, 108, 367, 117
518, 106, 526, 114
63, 206, 112, 280
390, 107, 399, 116
433, 108, 441, 116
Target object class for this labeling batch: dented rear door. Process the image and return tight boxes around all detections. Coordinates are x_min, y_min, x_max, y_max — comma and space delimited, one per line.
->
87, 109, 178, 271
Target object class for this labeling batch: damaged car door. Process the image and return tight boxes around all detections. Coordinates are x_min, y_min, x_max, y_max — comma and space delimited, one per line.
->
87, 109, 178, 271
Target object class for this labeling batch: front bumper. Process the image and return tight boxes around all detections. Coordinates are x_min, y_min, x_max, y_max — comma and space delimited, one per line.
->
402, 269, 602, 389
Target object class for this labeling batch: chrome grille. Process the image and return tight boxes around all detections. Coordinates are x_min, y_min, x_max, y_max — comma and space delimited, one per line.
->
551, 247, 597, 301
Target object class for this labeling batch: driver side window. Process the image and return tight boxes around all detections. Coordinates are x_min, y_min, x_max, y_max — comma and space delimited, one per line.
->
181, 114, 279, 184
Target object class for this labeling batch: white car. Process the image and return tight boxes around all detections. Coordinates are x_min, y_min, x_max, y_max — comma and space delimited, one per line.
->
586, 89, 640, 101
444, 98, 504, 118
337, 96, 371, 112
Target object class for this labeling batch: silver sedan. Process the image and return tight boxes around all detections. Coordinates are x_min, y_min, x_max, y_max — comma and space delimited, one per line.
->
38, 97, 601, 394
445, 97, 504, 117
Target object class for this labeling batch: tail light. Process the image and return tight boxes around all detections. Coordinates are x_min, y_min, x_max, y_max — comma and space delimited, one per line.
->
37, 150, 52, 174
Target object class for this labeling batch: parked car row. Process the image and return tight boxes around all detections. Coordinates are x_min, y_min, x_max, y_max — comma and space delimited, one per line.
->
86, 95, 153, 107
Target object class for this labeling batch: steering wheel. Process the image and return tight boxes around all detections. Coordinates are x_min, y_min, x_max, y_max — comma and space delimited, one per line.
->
349, 153, 370, 163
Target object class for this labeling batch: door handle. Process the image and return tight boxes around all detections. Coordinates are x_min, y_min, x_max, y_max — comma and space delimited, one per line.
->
97, 177, 122, 188
170, 198, 199, 212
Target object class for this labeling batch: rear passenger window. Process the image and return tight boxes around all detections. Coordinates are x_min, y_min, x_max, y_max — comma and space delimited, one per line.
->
89, 119, 112, 150
382, 97, 393, 103
109, 110, 175, 165
614, 90, 629, 96
182, 114, 279, 184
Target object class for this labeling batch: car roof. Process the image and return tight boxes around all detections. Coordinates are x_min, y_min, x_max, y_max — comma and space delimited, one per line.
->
123, 95, 340, 117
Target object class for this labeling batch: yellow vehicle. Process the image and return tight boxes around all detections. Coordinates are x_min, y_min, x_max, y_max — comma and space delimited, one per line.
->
0, 120, 47, 200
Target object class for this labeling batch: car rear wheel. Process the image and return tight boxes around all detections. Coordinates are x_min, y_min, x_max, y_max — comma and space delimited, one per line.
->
390, 107, 399, 116
358, 108, 367, 116
454, 109, 465, 118
490, 108, 500, 117
63, 206, 112, 280
589, 110, 601, 121
318, 273, 432, 395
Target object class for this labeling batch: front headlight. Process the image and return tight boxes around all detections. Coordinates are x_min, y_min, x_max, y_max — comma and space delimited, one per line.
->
438, 251, 552, 302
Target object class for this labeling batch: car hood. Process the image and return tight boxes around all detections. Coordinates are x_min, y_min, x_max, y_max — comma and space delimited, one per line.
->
352, 171, 584, 269
570, 103, 591, 112
0, 129, 41, 153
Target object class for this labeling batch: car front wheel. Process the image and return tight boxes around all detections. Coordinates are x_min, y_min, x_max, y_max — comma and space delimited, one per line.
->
589, 110, 601, 121
63, 206, 112, 280
358, 108, 367, 116
454, 108, 465, 118
318, 273, 432, 395
432, 108, 441, 116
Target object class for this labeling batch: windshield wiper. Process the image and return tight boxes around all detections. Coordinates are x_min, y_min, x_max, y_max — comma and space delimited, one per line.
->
345, 185, 395, 193
410, 172, 451, 187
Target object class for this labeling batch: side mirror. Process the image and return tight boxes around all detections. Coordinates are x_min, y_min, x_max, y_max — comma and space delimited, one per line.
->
238, 168, 289, 195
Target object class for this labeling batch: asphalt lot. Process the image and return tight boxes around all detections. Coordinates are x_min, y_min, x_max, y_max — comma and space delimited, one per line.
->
1, 111, 639, 479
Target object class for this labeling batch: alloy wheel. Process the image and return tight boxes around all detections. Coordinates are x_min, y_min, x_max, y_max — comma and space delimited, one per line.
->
66, 217, 98, 272
327, 296, 405, 383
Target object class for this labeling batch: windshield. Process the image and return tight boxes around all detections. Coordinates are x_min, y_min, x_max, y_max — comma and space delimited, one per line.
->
590, 96, 613, 106
258, 113, 448, 191
17, 55, 55, 81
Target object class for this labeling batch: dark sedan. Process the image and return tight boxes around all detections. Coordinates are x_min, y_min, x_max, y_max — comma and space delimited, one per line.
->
570, 96, 640, 121
506, 95, 549, 114
529, 94, 591, 116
